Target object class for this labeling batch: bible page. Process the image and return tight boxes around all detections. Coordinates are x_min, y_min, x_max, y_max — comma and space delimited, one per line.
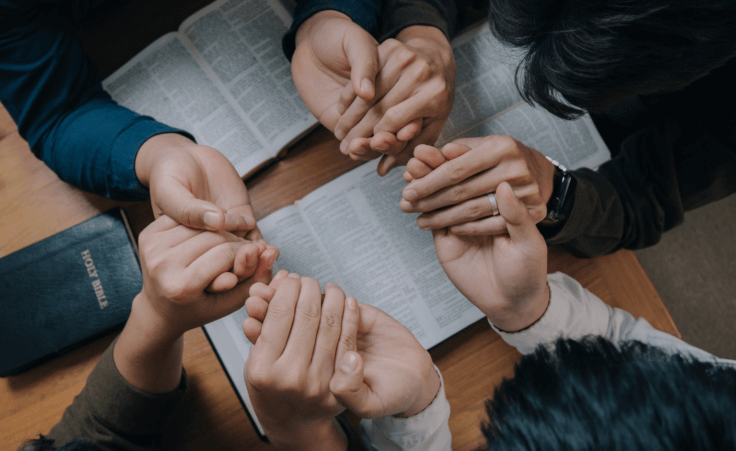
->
438, 23, 611, 169
102, 33, 273, 177
179, 0, 318, 155
295, 161, 485, 350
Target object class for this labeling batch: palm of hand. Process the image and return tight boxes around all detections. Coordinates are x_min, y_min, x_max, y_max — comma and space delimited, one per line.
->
292, 21, 354, 131
355, 305, 432, 417
433, 230, 545, 318
150, 145, 256, 237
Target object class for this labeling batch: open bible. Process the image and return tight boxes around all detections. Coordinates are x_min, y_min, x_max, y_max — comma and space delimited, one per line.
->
205, 22, 612, 440
102, 0, 316, 178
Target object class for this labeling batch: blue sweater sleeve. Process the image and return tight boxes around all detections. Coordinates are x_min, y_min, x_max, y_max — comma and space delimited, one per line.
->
282, 0, 381, 61
0, 1, 193, 201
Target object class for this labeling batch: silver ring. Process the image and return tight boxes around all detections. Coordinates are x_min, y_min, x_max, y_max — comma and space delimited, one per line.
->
487, 193, 499, 216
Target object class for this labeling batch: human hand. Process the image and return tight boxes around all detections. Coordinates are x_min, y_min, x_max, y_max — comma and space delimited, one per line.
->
243, 275, 350, 450
400, 136, 556, 235
135, 215, 279, 341
433, 182, 549, 332
135, 133, 259, 237
291, 11, 379, 133
245, 276, 439, 419
336, 25, 455, 176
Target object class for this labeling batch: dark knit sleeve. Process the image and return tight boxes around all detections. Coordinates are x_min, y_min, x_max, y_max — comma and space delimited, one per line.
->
47, 338, 188, 451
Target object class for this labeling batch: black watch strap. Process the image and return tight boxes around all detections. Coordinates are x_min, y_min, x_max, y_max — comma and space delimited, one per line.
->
544, 157, 576, 224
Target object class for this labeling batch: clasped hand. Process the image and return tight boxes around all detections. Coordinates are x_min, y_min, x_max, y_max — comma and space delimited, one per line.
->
242, 273, 439, 449
292, 12, 455, 176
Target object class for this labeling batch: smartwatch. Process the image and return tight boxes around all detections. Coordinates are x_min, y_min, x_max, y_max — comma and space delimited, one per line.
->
544, 157, 576, 224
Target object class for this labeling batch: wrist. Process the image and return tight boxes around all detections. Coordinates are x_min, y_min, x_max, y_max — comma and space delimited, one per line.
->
488, 282, 551, 333
295, 10, 352, 48
129, 292, 185, 345
266, 417, 347, 451
135, 133, 197, 187
396, 363, 441, 418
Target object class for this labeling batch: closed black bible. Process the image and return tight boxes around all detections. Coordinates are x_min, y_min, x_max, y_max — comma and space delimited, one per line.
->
0, 209, 142, 377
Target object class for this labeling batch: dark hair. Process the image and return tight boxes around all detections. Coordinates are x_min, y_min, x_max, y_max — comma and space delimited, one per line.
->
487, 0, 736, 118
18, 436, 102, 451
482, 337, 736, 451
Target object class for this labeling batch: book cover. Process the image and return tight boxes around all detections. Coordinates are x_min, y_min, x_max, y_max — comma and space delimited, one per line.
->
0, 209, 142, 377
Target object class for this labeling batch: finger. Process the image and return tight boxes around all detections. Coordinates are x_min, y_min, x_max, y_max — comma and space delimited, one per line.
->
172, 229, 245, 267
334, 297, 359, 369
347, 137, 383, 161
247, 245, 280, 287
256, 276, 301, 359
440, 141, 474, 160
414, 144, 447, 169
370, 131, 406, 156
376, 122, 444, 176
403, 170, 414, 182
401, 143, 483, 202
207, 272, 239, 292
337, 82, 357, 118
415, 194, 498, 230
245, 295, 270, 322
156, 181, 227, 232
345, 32, 379, 101
270, 269, 289, 288
185, 241, 256, 292
406, 158, 434, 180
395, 117, 423, 142
242, 317, 263, 344
231, 242, 264, 280
223, 204, 257, 232
282, 277, 323, 364
334, 44, 409, 141
141, 214, 181, 235
312, 283, 347, 373
496, 181, 541, 244
450, 216, 509, 236
330, 351, 372, 416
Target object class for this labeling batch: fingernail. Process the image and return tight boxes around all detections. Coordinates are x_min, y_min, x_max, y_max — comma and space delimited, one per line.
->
335, 129, 345, 141
288, 273, 300, 279
403, 189, 418, 201
375, 142, 389, 151
361, 78, 373, 96
417, 219, 428, 229
452, 226, 463, 234
325, 282, 337, 289
399, 199, 413, 211
346, 297, 357, 310
340, 140, 348, 153
204, 211, 220, 229
341, 352, 359, 373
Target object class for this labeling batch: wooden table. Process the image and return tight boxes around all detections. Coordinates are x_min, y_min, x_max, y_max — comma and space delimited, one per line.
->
0, 2, 680, 450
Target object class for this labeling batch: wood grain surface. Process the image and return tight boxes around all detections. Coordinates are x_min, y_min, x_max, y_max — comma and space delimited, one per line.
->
0, 2, 679, 449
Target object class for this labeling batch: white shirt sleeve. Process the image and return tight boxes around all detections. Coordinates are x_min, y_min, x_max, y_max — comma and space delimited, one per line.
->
490, 272, 735, 367
360, 366, 452, 451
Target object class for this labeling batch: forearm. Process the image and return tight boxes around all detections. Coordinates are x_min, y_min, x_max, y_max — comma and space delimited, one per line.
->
0, 3, 191, 201
113, 293, 183, 393
541, 114, 736, 257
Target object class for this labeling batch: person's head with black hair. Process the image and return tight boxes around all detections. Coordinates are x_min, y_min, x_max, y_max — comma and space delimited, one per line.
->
487, 0, 736, 119
481, 337, 736, 451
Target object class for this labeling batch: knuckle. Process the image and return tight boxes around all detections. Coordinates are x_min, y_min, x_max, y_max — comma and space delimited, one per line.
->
321, 312, 342, 330
447, 162, 466, 184
398, 48, 416, 68
467, 203, 483, 219
339, 334, 356, 351
382, 108, 401, 127
451, 184, 468, 203
412, 59, 432, 81
298, 302, 321, 320
245, 364, 270, 389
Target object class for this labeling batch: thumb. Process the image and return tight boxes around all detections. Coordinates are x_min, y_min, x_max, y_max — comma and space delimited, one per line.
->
496, 182, 541, 245
154, 181, 226, 231
345, 33, 379, 100
330, 351, 371, 413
